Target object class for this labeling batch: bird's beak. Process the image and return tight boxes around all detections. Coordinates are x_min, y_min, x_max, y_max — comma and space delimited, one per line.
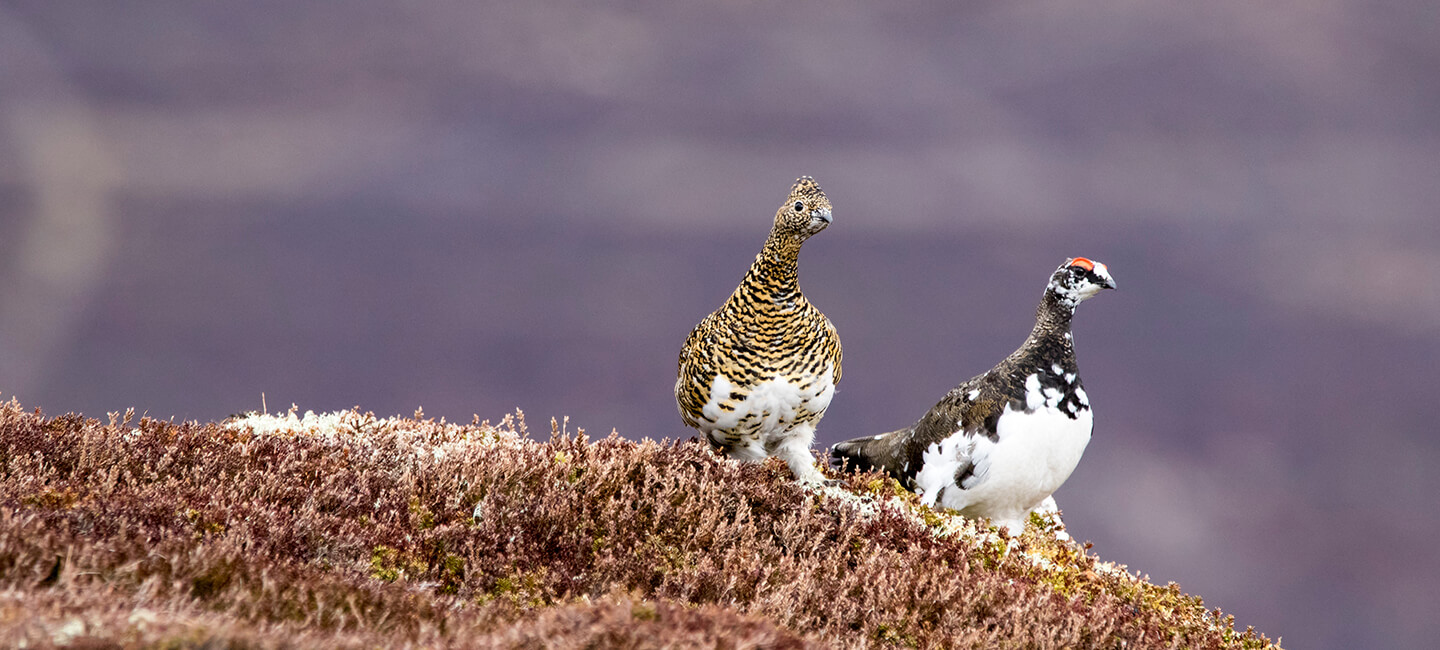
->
814, 207, 832, 224
1094, 262, 1117, 290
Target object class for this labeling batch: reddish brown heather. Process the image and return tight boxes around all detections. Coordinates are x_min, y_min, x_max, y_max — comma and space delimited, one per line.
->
0, 398, 1278, 649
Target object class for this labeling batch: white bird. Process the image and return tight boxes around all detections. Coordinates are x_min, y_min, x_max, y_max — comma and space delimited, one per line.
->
831, 257, 1115, 532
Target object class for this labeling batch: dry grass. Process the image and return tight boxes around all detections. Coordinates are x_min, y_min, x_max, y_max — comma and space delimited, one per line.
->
0, 398, 1278, 648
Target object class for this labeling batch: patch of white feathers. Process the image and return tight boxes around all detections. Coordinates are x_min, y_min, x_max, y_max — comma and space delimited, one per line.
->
906, 372, 1092, 534
698, 362, 836, 463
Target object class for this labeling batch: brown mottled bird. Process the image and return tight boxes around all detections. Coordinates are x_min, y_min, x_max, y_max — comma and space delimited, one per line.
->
831, 258, 1116, 533
675, 176, 842, 484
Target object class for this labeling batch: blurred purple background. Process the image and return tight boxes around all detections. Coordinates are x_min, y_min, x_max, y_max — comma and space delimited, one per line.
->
2, 3, 1438, 647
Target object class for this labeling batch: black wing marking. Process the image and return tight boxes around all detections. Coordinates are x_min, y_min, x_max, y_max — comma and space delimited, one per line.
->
833, 374, 1006, 490
905, 382, 1003, 491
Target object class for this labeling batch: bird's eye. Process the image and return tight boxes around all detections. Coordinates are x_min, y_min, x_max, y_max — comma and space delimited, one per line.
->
793, 201, 805, 212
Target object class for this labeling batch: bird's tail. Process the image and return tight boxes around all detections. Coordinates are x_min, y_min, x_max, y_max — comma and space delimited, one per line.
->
828, 433, 887, 474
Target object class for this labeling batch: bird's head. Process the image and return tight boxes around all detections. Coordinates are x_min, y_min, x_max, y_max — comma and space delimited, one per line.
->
772, 176, 833, 240
1047, 257, 1117, 307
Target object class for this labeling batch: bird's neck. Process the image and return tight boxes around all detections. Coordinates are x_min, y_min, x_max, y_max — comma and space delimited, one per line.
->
737, 231, 804, 307
1017, 290, 1077, 359
1034, 290, 1076, 333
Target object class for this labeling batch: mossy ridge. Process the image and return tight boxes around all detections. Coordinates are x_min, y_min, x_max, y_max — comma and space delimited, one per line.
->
0, 397, 1279, 648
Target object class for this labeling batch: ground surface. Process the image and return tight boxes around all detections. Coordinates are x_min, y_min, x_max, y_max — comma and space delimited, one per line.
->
0, 399, 1278, 648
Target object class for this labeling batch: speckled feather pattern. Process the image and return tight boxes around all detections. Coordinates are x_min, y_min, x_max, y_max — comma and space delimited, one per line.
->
676, 177, 842, 482
832, 259, 1114, 530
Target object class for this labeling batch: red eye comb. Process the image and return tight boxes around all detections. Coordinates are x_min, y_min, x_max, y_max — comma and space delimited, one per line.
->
1069, 257, 1095, 271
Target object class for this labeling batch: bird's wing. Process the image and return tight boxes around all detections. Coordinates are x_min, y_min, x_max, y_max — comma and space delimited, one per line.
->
823, 315, 843, 385
675, 316, 725, 427
832, 373, 1005, 489
829, 424, 911, 475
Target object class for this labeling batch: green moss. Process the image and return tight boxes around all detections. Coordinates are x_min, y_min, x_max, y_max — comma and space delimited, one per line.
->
439, 554, 466, 594
369, 546, 401, 582
183, 508, 226, 538
916, 505, 948, 529
480, 569, 550, 609
862, 476, 912, 500
407, 495, 436, 530
874, 622, 919, 648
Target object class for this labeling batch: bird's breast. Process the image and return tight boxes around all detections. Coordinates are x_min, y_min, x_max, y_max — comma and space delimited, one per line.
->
698, 361, 837, 439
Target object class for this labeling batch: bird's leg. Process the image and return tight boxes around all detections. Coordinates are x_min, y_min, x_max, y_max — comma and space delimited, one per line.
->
772, 423, 833, 485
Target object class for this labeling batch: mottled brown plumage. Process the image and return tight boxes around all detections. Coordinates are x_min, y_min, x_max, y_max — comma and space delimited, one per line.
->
675, 176, 843, 483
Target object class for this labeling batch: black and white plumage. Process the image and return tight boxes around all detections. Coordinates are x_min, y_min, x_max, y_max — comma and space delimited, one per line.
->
831, 257, 1116, 532
675, 176, 842, 484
